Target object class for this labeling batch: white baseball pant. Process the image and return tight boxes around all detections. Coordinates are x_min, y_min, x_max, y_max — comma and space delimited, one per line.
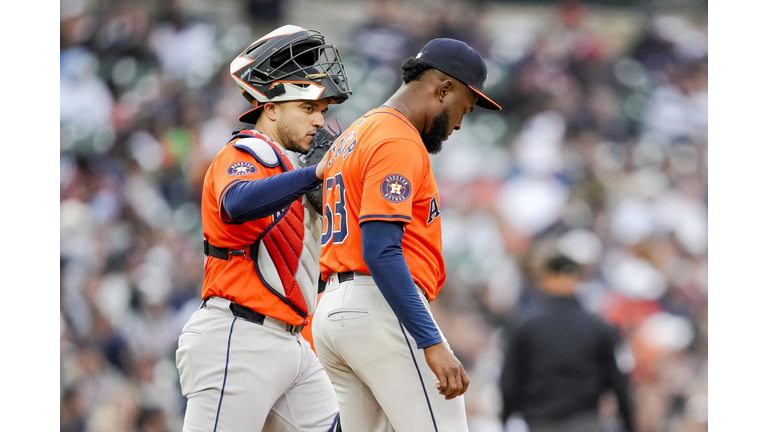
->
312, 272, 469, 432
176, 296, 339, 432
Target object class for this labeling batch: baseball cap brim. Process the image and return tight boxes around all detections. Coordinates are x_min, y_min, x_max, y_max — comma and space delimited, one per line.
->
238, 104, 264, 124
468, 85, 501, 110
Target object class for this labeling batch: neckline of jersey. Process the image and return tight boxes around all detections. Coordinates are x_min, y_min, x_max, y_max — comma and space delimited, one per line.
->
369, 105, 419, 135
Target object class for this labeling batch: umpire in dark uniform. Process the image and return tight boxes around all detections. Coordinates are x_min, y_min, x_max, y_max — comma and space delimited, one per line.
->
499, 253, 635, 432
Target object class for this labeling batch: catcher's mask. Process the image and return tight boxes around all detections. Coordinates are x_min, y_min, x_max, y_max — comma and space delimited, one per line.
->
230, 25, 352, 124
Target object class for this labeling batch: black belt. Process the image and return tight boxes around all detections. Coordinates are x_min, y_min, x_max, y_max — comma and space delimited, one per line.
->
318, 272, 355, 291
334, 271, 431, 303
202, 298, 304, 334
203, 239, 251, 261
338, 271, 355, 283
317, 272, 354, 293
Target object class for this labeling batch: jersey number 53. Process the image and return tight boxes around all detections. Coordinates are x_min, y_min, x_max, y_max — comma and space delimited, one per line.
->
321, 173, 349, 245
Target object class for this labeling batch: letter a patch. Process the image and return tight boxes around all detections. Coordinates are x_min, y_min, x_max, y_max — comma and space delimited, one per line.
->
427, 196, 441, 225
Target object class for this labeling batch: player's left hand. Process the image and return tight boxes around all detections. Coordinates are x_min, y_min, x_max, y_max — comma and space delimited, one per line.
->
424, 342, 470, 400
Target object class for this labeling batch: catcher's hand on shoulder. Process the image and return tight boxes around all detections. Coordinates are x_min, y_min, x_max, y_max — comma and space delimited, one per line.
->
315, 150, 331, 180
300, 124, 339, 214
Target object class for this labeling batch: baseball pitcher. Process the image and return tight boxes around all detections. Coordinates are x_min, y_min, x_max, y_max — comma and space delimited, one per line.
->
312, 38, 501, 432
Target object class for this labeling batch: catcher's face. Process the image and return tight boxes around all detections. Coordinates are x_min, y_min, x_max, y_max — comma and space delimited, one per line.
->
275, 100, 329, 154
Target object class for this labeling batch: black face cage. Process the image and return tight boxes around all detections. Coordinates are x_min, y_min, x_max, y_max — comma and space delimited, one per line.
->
247, 32, 351, 103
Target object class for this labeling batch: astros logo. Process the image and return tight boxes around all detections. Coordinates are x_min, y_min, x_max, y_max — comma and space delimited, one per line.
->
380, 173, 411, 203
227, 161, 257, 176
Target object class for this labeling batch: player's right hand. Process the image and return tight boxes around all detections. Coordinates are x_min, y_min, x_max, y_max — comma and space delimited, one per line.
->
424, 342, 470, 400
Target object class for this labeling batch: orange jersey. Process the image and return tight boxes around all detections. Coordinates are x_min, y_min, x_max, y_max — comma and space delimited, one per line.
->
201, 131, 323, 326
319, 107, 445, 300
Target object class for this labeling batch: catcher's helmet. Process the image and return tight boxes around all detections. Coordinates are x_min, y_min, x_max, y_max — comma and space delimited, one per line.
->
230, 25, 352, 123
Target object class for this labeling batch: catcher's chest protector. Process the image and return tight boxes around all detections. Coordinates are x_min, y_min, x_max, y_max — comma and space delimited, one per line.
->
231, 131, 323, 317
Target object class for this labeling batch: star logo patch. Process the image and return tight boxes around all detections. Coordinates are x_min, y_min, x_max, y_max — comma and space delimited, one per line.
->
227, 161, 257, 176
380, 173, 411, 203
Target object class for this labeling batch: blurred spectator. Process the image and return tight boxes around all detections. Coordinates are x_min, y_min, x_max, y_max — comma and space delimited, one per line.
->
60, 47, 116, 154
136, 406, 170, 432
351, 0, 416, 72
149, 0, 219, 88
61, 385, 87, 432
499, 253, 635, 432
641, 58, 707, 143
245, 0, 285, 24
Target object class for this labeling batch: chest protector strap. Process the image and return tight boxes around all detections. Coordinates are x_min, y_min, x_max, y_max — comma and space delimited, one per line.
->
226, 130, 322, 317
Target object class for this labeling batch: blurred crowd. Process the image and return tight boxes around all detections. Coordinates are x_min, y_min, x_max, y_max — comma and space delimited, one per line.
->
59, 0, 707, 431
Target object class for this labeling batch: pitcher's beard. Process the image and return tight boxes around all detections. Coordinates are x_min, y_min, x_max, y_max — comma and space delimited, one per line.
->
421, 109, 450, 155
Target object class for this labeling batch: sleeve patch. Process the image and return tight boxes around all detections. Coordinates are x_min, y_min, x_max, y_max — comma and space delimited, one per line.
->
426, 196, 441, 225
227, 161, 257, 176
380, 173, 412, 203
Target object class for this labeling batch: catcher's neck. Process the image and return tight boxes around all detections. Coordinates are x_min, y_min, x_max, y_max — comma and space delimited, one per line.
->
253, 118, 284, 150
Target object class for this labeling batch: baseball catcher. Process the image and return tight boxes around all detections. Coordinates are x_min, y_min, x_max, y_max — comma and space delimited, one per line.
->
175, 24, 349, 432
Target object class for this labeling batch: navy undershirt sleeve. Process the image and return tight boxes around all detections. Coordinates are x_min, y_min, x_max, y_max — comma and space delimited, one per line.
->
222, 166, 320, 222
361, 220, 443, 349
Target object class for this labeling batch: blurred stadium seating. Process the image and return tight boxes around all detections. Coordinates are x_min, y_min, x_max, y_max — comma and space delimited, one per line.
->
60, 1, 707, 431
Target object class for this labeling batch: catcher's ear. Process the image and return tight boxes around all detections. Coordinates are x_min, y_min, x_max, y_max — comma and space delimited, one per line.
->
262, 102, 279, 121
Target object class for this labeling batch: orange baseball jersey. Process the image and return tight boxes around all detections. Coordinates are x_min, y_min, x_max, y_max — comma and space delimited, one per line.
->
201, 131, 323, 327
319, 107, 445, 300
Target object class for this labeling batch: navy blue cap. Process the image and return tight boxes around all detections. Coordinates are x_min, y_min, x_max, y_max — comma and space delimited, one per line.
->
545, 254, 580, 274
415, 38, 501, 110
